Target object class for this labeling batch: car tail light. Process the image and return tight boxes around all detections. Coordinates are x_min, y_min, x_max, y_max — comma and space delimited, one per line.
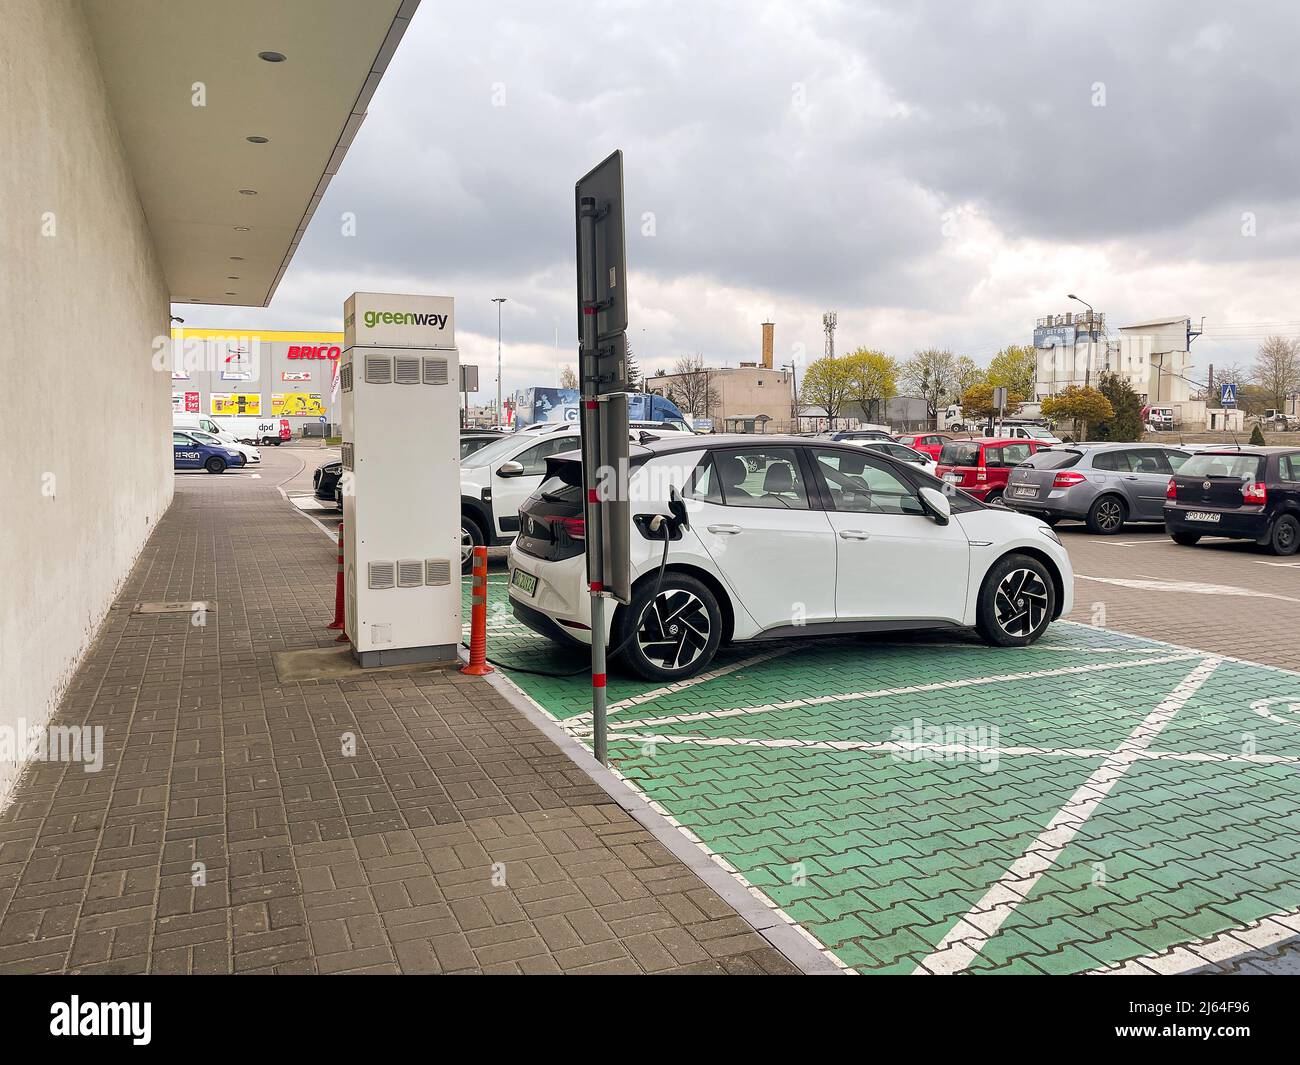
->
975, 470, 987, 481
1166, 477, 1177, 499
1243, 481, 1267, 505
1053, 471, 1087, 488
545, 515, 586, 539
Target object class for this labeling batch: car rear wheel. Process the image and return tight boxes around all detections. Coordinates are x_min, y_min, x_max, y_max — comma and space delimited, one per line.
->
976, 553, 1055, 647
1086, 494, 1127, 534
1269, 514, 1300, 556
204, 456, 226, 474
619, 574, 722, 681
985, 489, 1005, 507
460, 514, 485, 573
1170, 531, 1202, 546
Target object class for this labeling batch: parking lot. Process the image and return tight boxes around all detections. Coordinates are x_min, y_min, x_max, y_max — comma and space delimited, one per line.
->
458, 518, 1300, 974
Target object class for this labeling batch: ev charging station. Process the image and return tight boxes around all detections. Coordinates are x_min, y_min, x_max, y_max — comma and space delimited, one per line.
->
340, 292, 461, 667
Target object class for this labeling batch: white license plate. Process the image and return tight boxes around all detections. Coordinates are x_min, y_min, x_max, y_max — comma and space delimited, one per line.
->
943, 473, 961, 483
1012, 485, 1038, 498
1186, 511, 1220, 523
510, 568, 538, 596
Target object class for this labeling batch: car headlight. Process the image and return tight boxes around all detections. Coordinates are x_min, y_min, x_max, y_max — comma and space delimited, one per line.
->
1038, 525, 1062, 545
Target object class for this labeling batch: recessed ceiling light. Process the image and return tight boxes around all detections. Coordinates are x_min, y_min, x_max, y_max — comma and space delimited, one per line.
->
258, 51, 286, 63
238, 189, 257, 196
246, 136, 269, 144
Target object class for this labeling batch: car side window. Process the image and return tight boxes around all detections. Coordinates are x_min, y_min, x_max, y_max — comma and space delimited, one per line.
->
1281, 454, 1300, 481
1133, 448, 1173, 474
710, 448, 809, 509
173, 432, 194, 445
514, 435, 577, 475
1092, 450, 1131, 472
986, 443, 1032, 467
813, 448, 924, 516
685, 455, 724, 504
1166, 450, 1191, 471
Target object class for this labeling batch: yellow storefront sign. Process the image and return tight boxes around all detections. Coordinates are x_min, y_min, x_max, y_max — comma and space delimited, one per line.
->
211, 393, 261, 416
272, 393, 326, 417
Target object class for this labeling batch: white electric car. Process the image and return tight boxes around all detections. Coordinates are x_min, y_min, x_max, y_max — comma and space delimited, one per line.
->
507, 435, 1074, 680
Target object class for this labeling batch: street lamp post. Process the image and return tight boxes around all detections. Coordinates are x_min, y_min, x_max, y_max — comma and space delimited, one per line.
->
1067, 293, 1095, 387
491, 297, 507, 427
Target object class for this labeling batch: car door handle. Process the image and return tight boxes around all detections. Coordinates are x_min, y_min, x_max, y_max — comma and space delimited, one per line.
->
839, 529, 870, 540
707, 523, 742, 534
1124, 475, 1138, 480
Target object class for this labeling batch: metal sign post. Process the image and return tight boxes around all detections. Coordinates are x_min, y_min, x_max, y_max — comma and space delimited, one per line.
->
575, 150, 631, 767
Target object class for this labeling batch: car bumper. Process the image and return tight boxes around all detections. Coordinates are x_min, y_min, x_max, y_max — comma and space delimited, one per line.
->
1004, 488, 1086, 520
506, 543, 606, 646
1164, 504, 1268, 540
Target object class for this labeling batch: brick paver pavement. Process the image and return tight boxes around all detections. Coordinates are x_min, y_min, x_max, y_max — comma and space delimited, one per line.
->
0, 452, 800, 974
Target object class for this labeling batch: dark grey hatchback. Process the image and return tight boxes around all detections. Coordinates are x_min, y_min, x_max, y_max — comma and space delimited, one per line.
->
1164, 447, 1300, 555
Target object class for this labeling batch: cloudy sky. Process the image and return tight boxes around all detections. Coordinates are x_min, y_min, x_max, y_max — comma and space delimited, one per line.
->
184, 0, 1300, 400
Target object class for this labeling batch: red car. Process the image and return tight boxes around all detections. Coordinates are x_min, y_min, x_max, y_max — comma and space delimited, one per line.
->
935, 437, 1049, 506
896, 431, 960, 461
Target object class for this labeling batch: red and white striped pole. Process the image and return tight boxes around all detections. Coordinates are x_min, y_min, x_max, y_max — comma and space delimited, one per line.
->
460, 546, 493, 675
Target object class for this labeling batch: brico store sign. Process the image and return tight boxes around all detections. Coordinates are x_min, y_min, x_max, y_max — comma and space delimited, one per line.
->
287, 344, 342, 360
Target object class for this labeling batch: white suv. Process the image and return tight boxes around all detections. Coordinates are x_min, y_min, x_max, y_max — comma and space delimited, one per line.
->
507, 435, 1074, 680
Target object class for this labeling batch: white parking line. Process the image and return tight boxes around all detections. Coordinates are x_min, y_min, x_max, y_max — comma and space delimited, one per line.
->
1089, 906, 1300, 974
612, 652, 1197, 732
1076, 573, 1300, 603
913, 656, 1221, 975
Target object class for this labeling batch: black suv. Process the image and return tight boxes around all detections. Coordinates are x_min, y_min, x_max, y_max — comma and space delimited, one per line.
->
1164, 447, 1300, 555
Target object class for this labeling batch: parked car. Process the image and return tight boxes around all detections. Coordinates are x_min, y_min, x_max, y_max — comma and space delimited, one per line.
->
187, 429, 260, 465
984, 423, 1063, 446
859, 439, 938, 474
314, 460, 343, 504
935, 438, 1049, 506
173, 431, 244, 473
1002, 443, 1192, 533
460, 429, 501, 459
1164, 447, 1300, 555
894, 432, 960, 461
828, 428, 895, 444
460, 424, 585, 570
507, 435, 1073, 680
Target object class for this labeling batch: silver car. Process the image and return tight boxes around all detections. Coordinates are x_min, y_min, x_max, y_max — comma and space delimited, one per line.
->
1003, 443, 1193, 534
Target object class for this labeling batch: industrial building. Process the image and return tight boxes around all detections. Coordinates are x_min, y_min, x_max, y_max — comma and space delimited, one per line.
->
645, 322, 796, 432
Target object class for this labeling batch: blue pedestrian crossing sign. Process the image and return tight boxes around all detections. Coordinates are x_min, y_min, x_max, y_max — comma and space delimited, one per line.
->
1220, 382, 1237, 407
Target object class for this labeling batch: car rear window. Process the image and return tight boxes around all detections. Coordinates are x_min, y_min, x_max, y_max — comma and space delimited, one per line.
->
1179, 454, 1266, 481
939, 442, 980, 466
1022, 448, 1082, 470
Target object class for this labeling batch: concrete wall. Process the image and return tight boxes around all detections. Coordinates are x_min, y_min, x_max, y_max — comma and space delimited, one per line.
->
0, 1, 171, 803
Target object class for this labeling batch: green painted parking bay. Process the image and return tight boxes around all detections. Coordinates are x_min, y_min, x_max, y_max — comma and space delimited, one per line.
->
467, 574, 1300, 973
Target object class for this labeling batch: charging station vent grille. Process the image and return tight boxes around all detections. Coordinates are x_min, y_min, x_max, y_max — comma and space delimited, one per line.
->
367, 561, 395, 590
340, 362, 354, 392
364, 356, 392, 384
394, 356, 422, 385
397, 560, 424, 588
340, 442, 354, 470
424, 559, 452, 586
423, 357, 450, 385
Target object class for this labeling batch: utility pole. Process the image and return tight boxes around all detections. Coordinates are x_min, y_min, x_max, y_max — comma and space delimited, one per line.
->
784, 361, 799, 433
822, 311, 837, 360
1067, 293, 1094, 388
492, 297, 507, 426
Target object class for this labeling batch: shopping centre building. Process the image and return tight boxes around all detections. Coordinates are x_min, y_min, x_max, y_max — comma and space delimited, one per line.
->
1, 0, 419, 801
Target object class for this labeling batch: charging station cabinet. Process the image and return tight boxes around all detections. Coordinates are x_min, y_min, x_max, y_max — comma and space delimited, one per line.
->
340, 292, 460, 667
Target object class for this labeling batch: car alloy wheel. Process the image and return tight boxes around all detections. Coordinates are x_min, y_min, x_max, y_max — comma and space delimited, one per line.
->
993, 567, 1049, 638
635, 589, 711, 671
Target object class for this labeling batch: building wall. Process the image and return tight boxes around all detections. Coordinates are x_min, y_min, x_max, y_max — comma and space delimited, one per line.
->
1, 0, 172, 802
646, 366, 793, 431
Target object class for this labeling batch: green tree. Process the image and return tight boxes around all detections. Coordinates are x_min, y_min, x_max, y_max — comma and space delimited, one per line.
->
987, 344, 1038, 399
801, 354, 856, 427
844, 347, 898, 422
1041, 385, 1114, 440
1250, 423, 1268, 446
901, 348, 956, 428
951, 356, 986, 401
961, 381, 1025, 420
1092, 372, 1144, 441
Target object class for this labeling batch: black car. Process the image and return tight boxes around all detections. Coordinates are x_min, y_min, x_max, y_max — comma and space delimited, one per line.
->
1164, 447, 1300, 555
313, 460, 343, 503
460, 429, 501, 460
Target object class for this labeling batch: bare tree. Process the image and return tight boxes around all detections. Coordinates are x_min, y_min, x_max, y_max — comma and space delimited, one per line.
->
669, 353, 719, 416
558, 364, 579, 389
902, 348, 956, 428
1254, 336, 1300, 410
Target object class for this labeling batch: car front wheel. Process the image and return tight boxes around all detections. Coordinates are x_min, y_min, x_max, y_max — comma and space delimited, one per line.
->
204, 456, 226, 474
461, 514, 486, 573
976, 553, 1056, 647
1269, 514, 1300, 556
619, 573, 722, 681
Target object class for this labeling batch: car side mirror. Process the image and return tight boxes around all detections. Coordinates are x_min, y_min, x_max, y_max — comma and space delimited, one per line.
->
497, 460, 525, 477
668, 485, 690, 531
918, 486, 952, 525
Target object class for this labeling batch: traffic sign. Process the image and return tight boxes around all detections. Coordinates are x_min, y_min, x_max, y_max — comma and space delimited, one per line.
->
575, 150, 629, 393
1220, 382, 1237, 407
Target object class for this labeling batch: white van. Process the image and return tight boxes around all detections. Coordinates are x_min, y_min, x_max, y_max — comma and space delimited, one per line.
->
173, 413, 237, 441
174, 413, 290, 446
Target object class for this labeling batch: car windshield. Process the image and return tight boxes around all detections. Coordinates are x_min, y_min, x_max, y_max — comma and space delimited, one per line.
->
1179, 454, 1265, 481
939, 442, 980, 466
1025, 427, 1056, 439
461, 432, 535, 467
1022, 449, 1082, 470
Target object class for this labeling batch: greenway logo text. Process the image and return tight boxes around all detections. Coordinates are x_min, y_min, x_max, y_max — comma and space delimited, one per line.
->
362, 309, 448, 329
50, 997, 151, 1045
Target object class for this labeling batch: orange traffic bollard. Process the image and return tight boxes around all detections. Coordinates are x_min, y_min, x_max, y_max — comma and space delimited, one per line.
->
331, 522, 350, 643
460, 546, 493, 676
